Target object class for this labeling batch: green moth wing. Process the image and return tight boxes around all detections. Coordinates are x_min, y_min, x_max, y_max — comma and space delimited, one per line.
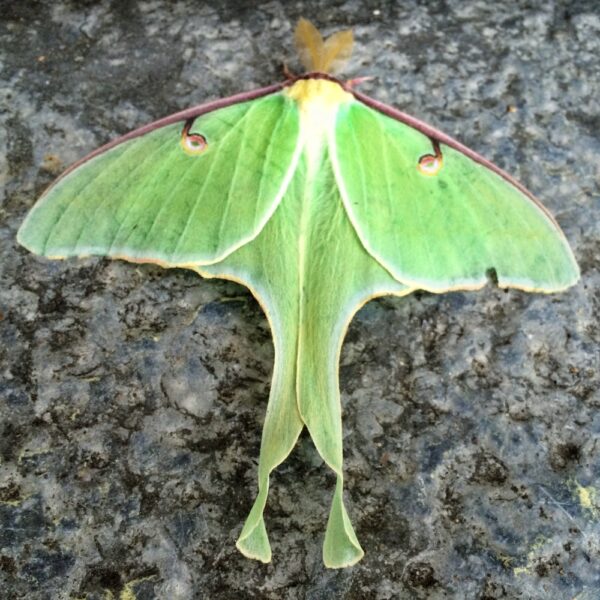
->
17, 88, 301, 266
332, 96, 579, 293
16, 15, 580, 570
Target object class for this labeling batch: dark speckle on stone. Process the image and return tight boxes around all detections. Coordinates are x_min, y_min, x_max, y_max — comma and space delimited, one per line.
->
472, 451, 509, 485
404, 560, 437, 588
0, 554, 17, 575
549, 441, 582, 470
1, 1, 599, 599
0, 483, 21, 504
82, 566, 122, 594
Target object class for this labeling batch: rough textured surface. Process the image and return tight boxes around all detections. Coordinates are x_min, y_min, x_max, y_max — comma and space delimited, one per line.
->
1, 1, 599, 598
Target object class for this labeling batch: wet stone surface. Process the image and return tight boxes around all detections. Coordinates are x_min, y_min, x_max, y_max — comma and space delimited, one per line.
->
1, 1, 599, 598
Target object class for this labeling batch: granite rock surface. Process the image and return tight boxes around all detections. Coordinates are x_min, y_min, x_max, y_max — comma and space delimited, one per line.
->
1, 1, 599, 598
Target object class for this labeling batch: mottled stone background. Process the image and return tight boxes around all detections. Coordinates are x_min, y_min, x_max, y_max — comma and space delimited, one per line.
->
1, 1, 599, 598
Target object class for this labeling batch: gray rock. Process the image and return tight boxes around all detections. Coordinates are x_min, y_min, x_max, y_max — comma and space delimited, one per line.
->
1, 1, 598, 598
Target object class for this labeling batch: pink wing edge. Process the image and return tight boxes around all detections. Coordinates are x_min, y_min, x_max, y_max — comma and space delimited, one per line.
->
49, 82, 286, 185
347, 86, 566, 232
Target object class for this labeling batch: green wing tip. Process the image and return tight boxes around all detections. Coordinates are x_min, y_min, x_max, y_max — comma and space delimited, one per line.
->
323, 545, 364, 569
322, 484, 364, 568
16, 223, 43, 256
236, 520, 272, 564
16, 221, 30, 247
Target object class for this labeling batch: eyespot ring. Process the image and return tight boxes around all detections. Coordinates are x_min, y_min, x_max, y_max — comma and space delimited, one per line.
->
181, 120, 208, 155
417, 140, 443, 176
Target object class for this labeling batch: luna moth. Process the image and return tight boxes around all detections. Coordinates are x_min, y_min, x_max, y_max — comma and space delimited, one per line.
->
17, 18, 579, 568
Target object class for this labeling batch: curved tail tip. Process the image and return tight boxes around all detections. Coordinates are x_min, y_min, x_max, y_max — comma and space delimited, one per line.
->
322, 492, 365, 568
324, 544, 364, 569
236, 518, 272, 564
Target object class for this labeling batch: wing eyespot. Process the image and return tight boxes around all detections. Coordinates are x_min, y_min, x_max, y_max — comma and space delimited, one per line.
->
417, 140, 443, 176
181, 119, 208, 156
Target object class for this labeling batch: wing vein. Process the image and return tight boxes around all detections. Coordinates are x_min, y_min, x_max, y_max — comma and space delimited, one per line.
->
250, 100, 291, 231
43, 136, 167, 254
212, 107, 254, 259
166, 106, 256, 260
103, 136, 181, 255
80, 134, 176, 254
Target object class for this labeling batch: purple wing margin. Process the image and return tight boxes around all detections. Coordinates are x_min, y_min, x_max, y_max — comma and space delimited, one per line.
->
50, 82, 286, 185
350, 88, 564, 231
